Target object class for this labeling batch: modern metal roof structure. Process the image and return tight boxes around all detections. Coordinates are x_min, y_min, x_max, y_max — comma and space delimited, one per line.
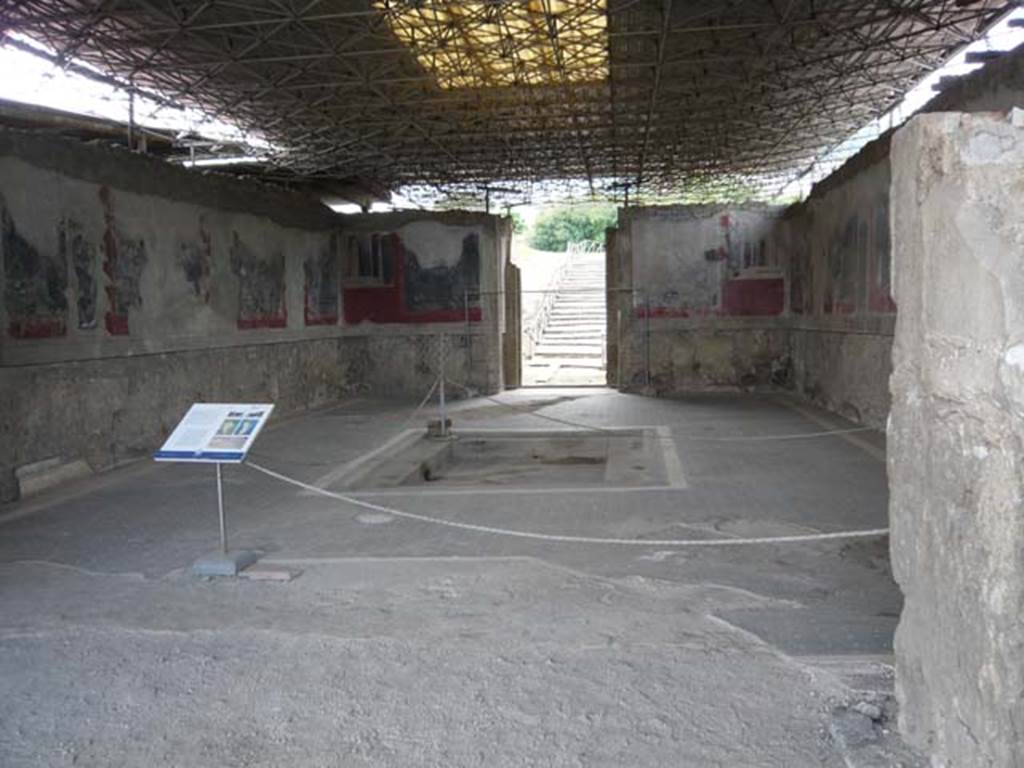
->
1, 1, 1017, 204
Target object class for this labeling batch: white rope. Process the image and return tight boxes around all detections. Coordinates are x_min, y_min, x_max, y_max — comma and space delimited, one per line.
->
401, 372, 441, 432
245, 460, 888, 547
447, 380, 874, 442
248, 374, 441, 467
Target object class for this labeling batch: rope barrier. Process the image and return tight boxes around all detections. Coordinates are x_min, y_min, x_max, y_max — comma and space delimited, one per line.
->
248, 373, 441, 466
245, 460, 889, 548
447, 379, 874, 442
239, 358, 889, 548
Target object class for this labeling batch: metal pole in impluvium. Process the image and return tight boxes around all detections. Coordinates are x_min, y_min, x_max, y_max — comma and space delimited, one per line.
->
439, 332, 448, 437
644, 289, 652, 391
464, 287, 472, 377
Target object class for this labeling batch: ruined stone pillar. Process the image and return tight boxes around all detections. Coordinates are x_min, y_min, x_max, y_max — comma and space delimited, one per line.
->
889, 111, 1024, 767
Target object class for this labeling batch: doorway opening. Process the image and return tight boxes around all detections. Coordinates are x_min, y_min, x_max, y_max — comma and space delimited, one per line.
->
511, 205, 611, 387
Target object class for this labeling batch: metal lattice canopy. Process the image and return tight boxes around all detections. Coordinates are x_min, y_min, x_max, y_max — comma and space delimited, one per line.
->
0, 1, 1016, 205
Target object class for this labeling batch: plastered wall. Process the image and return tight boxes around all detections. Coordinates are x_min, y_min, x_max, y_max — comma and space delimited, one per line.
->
613, 204, 790, 393
0, 131, 507, 501
777, 137, 896, 427
613, 158, 896, 426
610, 131, 896, 426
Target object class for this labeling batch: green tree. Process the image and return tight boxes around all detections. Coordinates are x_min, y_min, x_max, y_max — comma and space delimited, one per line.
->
509, 211, 527, 235
529, 204, 616, 252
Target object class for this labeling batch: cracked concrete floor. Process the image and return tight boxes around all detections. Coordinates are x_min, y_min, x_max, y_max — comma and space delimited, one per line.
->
0, 389, 921, 767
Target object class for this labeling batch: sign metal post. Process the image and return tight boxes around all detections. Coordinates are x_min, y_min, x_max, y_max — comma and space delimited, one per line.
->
216, 462, 227, 555
154, 403, 274, 576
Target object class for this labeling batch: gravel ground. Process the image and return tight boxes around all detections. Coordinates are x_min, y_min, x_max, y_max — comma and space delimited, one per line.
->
0, 558, 858, 767
0, 391, 924, 766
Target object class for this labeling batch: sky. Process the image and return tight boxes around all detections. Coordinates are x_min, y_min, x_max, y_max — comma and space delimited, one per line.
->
0, 33, 273, 151
1, 7, 1021, 213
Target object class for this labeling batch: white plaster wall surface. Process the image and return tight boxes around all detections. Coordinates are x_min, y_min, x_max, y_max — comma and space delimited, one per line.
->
628, 206, 780, 312
889, 111, 1024, 768
341, 212, 501, 291
0, 154, 338, 365
397, 219, 477, 269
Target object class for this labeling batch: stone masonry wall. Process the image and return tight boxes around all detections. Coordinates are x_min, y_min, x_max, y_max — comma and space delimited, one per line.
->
889, 111, 1024, 767
777, 138, 896, 428
0, 131, 506, 502
615, 204, 791, 393
613, 187, 894, 418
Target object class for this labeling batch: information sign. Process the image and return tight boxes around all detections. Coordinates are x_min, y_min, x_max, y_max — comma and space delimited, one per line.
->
154, 403, 274, 463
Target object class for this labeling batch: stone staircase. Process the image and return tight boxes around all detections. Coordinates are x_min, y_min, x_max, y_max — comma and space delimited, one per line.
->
523, 251, 606, 386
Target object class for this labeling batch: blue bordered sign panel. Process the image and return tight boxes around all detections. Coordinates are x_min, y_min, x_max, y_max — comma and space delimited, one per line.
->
154, 403, 275, 463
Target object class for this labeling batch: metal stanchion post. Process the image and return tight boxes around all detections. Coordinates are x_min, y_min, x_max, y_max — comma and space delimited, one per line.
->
216, 462, 227, 554
464, 288, 472, 383
438, 333, 447, 437
644, 290, 652, 391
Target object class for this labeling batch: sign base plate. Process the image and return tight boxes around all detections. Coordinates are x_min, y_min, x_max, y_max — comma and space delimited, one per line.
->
191, 550, 261, 577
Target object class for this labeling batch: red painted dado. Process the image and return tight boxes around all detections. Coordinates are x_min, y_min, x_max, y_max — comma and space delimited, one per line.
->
721, 277, 785, 316
867, 258, 897, 314
103, 284, 129, 336
104, 313, 129, 335
824, 297, 857, 315
7, 318, 66, 338
868, 287, 897, 314
304, 309, 338, 326
342, 234, 482, 325
633, 306, 693, 319
634, 277, 785, 319
343, 283, 481, 324
237, 313, 288, 330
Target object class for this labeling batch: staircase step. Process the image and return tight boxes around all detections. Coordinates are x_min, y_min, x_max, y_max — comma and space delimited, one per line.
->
534, 353, 605, 361
535, 346, 603, 356
525, 258, 609, 375
535, 342, 603, 350
544, 328, 606, 335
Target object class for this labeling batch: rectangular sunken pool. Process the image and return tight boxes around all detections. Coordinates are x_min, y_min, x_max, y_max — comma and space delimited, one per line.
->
336, 428, 681, 491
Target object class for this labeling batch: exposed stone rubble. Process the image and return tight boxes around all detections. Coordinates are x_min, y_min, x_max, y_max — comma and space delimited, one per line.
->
889, 111, 1024, 768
